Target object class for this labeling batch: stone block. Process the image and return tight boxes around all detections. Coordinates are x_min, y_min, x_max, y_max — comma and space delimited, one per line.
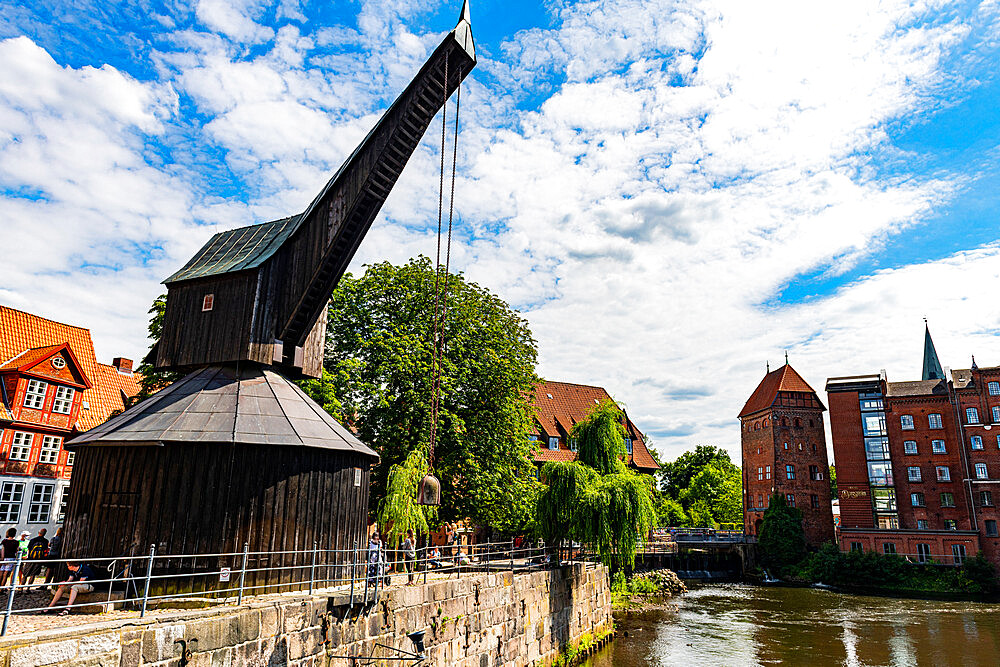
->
64, 653, 120, 667
10, 639, 79, 667
119, 640, 141, 667
78, 633, 119, 657
142, 624, 186, 663
260, 606, 280, 637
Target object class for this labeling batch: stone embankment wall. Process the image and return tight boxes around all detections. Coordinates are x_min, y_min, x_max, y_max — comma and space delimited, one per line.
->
0, 563, 611, 667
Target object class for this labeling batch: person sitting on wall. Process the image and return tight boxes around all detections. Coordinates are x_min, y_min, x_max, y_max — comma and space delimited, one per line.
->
45, 561, 95, 615
427, 546, 442, 569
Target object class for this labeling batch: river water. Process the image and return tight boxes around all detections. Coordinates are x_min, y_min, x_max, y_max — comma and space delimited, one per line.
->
581, 584, 1000, 666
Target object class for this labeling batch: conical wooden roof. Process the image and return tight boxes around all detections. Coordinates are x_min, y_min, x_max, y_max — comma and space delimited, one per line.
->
68, 364, 378, 458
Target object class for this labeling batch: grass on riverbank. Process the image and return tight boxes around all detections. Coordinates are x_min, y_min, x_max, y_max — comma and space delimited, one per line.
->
788, 543, 997, 595
611, 569, 688, 610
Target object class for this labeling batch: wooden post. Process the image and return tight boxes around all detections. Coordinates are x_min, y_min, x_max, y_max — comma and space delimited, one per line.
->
349, 540, 356, 608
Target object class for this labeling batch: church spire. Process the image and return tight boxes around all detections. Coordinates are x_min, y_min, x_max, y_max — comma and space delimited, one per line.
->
922, 320, 945, 381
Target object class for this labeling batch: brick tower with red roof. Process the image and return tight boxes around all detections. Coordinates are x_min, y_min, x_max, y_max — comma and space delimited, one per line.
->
739, 362, 834, 547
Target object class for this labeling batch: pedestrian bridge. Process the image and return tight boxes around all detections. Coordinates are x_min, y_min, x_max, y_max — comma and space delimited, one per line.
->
634, 529, 757, 580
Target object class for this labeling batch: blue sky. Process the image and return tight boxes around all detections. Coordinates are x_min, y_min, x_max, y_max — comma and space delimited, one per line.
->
1, 0, 999, 461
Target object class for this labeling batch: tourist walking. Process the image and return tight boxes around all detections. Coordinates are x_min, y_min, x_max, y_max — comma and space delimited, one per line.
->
0, 528, 19, 587
19, 528, 48, 587
366, 532, 383, 589
402, 529, 416, 585
43, 527, 63, 589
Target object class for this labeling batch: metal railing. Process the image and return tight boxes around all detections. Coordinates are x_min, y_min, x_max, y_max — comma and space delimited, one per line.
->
0, 539, 566, 636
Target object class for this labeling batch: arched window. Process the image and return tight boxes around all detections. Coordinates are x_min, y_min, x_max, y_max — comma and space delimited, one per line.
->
809, 419, 814, 427
762, 419, 769, 427
794, 418, 802, 428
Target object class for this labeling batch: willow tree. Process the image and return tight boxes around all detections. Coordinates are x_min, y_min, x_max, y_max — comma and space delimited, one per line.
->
537, 400, 656, 574
377, 449, 436, 546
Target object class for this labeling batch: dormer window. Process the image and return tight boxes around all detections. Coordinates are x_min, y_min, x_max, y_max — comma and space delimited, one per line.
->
50, 357, 66, 370
202, 294, 215, 312
23, 379, 47, 409
52, 386, 75, 414
569, 438, 578, 452
624, 437, 633, 454
548, 437, 559, 451
546, 393, 553, 399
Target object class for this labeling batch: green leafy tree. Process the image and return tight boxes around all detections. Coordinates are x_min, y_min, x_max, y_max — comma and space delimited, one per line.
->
659, 445, 732, 499
680, 460, 743, 526
377, 449, 436, 545
758, 493, 806, 575
317, 257, 541, 533
654, 496, 688, 527
537, 400, 656, 574
829, 465, 837, 500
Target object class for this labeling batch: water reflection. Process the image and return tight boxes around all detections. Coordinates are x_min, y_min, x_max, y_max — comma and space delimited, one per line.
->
581, 584, 1000, 666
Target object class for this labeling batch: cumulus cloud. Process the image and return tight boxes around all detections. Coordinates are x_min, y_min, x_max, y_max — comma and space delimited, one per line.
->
1, 0, 998, 465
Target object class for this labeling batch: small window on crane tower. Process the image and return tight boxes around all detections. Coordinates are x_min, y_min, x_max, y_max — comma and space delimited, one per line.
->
202, 294, 215, 312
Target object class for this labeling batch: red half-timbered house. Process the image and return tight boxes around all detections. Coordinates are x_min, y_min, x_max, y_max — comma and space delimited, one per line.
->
0, 306, 139, 534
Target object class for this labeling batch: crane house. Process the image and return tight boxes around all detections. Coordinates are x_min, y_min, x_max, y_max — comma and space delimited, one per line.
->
64, 3, 477, 592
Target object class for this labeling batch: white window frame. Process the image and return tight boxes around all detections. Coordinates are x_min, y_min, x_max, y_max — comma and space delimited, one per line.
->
0, 482, 24, 523
928, 413, 943, 429
569, 438, 578, 453
27, 483, 53, 523
765, 465, 771, 480
38, 435, 61, 464
966, 407, 980, 424
51, 386, 74, 414
757, 466, 763, 481
936, 466, 951, 482
9, 431, 32, 461
900, 415, 914, 430
975, 463, 988, 480
623, 437, 632, 454
23, 379, 47, 409
66, 451, 75, 466
547, 437, 559, 451
992, 406, 1000, 422
989, 381, 1000, 396
971, 435, 984, 450
903, 440, 917, 455
57, 486, 69, 522
931, 440, 946, 454
907, 466, 922, 482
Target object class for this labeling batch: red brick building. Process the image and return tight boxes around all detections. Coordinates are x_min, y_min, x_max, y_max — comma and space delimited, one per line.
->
827, 325, 999, 566
0, 306, 140, 534
529, 380, 659, 474
739, 363, 835, 547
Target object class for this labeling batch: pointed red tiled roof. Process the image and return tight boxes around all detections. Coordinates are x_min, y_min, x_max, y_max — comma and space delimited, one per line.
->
739, 363, 819, 417
0, 305, 140, 430
531, 380, 659, 471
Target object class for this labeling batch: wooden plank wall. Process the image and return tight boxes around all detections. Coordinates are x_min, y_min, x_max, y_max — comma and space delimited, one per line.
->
64, 443, 371, 595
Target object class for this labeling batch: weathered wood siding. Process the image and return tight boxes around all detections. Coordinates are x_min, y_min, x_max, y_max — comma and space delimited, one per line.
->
63, 443, 370, 593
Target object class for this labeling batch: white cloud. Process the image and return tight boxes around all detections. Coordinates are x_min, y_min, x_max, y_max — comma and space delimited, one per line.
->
1, 0, 997, 469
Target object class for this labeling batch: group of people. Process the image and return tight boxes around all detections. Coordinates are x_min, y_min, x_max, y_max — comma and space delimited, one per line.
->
364, 524, 477, 589
0, 527, 62, 588
0, 527, 98, 615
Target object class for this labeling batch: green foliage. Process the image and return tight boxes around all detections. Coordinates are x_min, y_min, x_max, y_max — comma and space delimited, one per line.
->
628, 576, 657, 594
320, 257, 541, 532
297, 369, 347, 422
758, 493, 806, 575
829, 465, 838, 500
574, 400, 627, 475
654, 445, 741, 527
680, 459, 742, 526
377, 449, 436, 543
127, 295, 184, 407
660, 445, 731, 499
655, 496, 689, 527
536, 400, 656, 574
795, 543, 997, 594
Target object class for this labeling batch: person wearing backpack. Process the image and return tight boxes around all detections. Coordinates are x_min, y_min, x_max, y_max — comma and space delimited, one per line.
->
19, 529, 49, 587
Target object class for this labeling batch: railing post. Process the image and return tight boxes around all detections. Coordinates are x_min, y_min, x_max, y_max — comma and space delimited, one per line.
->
349, 540, 357, 607
309, 541, 318, 595
238, 543, 249, 605
1, 551, 23, 636
510, 538, 514, 573
140, 543, 155, 618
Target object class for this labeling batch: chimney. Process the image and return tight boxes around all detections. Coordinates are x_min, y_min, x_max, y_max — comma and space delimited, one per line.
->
113, 357, 133, 374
